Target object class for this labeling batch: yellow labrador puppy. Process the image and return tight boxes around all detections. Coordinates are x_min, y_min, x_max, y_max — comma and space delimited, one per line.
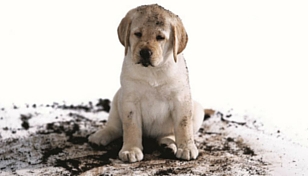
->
89, 4, 204, 162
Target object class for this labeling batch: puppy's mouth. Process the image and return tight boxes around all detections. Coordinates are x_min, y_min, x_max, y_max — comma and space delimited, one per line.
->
137, 60, 154, 67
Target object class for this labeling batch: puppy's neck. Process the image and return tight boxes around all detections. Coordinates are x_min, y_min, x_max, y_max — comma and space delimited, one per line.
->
121, 53, 188, 88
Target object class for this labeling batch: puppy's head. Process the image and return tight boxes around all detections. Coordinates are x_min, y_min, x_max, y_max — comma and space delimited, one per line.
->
118, 4, 188, 67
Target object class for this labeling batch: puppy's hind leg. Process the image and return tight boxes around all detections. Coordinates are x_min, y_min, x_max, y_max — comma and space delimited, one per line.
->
158, 135, 177, 158
89, 92, 122, 146
192, 101, 204, 134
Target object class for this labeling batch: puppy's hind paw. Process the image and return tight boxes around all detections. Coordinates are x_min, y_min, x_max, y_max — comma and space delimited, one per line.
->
88, 130, 109, 147
160, 143, 177, 159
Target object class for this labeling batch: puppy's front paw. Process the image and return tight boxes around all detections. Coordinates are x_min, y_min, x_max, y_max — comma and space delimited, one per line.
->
176, 143, 198, 160
119, 147, 143, 163
88, 130, 108, 146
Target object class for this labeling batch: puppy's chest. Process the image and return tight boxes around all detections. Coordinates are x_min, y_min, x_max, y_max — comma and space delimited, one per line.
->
139, 92, 173, 136
139, 85, 172, 112
135, 77, 185, 116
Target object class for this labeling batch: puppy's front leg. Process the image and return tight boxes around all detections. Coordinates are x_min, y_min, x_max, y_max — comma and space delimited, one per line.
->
173, 100, 198, 160
119, 102, 143, 162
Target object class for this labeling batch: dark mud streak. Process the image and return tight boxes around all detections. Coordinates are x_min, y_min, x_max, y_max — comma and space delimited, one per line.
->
55, 142, 121, 175
39, 121, 80, 136
43, 98, 110, 113
154, 168, 176, 175
42, 147, 64, 163
154, 167, 192, 175
67, 136, 88, 144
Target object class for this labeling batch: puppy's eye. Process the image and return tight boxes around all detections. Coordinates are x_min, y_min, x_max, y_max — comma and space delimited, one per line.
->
156, 35, 165, 41
134, 32, 142, 38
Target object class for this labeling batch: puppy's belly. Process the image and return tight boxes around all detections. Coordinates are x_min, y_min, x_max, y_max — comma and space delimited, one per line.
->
140, 99, 174, 138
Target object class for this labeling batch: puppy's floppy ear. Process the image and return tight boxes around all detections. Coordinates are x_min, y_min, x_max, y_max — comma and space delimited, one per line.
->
172, 21, 188, 62
117, 14, 132, 56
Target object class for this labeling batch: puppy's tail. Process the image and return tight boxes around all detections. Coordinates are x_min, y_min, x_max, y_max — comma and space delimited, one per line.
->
204, 109, 215, 121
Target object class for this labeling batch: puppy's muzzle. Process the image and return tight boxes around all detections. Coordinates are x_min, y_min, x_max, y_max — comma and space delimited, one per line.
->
138, 48, 153, 67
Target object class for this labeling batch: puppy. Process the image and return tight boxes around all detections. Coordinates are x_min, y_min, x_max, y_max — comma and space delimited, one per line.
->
89, 4, 204, 162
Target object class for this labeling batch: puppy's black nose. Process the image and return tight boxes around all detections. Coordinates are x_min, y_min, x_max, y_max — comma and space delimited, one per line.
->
139, 49, 152, 59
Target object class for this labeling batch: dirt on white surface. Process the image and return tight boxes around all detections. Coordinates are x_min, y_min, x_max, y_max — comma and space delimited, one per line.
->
0, 99, 307, 176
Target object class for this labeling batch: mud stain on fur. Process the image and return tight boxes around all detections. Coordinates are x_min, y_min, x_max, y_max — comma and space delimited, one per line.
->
180, 116, 188, 127
127, 111, 133, 118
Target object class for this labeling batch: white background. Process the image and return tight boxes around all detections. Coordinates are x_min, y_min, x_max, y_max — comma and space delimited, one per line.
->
1, 1, 308, 131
